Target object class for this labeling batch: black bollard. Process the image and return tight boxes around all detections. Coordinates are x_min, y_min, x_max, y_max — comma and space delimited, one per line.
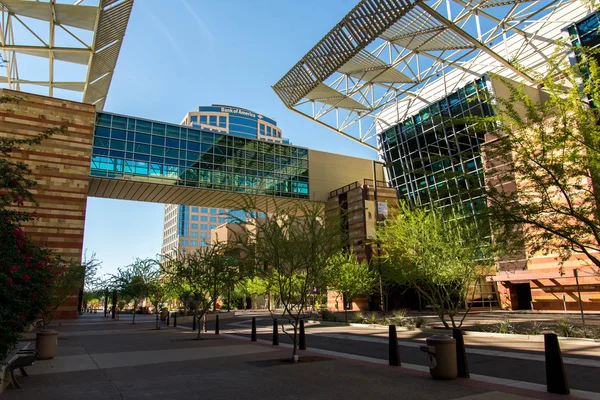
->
272, 318, 279, 346
215, 315, 220, 335
452, 328, 470, 378
389, 325, 400, 366
192, 315, 197, 331
173, 312, 177, 328
251, 317, 257, 342
544, 333, 570, 395
166, 313, 170, 326
299, 320, 306, 350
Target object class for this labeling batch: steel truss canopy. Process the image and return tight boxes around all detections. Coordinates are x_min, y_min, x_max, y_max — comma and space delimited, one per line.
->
273, 0, 591, 151
0, 0, 134, 110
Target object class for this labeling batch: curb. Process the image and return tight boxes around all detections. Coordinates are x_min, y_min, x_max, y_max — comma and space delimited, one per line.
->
306, 320, 599, 344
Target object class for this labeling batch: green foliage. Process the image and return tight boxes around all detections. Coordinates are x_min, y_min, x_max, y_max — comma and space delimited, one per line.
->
554, 319, 578, 337
43, 261, 85, 328
111, 258, 160, 324
496, 318, 515, 334
472, 322, 488, 332
352, 311, 366, 323
410, 316, 427, 328
459, 49, 600, 269
318, 309, 337, 322
526, 321, 543, 335
233, 199, 344, 360
162, 242, 242, 338
389, 309, 408, 326
326, 251, 379, 318
364, 312, 379, 325
379, 201, 494, 328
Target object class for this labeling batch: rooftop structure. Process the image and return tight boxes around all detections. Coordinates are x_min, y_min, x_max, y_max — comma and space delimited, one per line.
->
273, 0, 590, 150
0, 0, 134, 110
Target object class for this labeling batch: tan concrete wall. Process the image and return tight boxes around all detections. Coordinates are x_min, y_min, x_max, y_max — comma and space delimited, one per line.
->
0, 89, 96, 319
308, 149, 383, 202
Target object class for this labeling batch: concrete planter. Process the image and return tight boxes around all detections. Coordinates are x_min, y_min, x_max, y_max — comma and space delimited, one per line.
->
36, 330, 58, 360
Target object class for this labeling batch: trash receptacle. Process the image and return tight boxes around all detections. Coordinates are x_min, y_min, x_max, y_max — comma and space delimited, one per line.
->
420, 335, 457, 380
160, 308, 169, 321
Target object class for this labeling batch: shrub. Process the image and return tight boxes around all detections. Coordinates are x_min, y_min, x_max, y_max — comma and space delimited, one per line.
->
554, 319, 578, 337
472, 322, 488, 332
352, 312, 366, 324
365, 312, 379, 325
319, 309, 337, 322
412, 316, 427, 328
390, 309, 408, 326
496, 318, 514, 334
526, 321, 543, 335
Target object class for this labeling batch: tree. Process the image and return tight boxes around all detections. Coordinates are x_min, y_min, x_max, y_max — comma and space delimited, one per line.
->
163, 242, 240, 339
379, 201, 494, 328
111, 258, 160, 324
147, 280, 171, 330
42, 260, 86, 328
232, 199, 344, 362
327, 251, 379, 322
460, 50, 600, 270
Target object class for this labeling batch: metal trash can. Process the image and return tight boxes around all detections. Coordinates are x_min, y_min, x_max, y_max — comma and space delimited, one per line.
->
420, 335, 457, 380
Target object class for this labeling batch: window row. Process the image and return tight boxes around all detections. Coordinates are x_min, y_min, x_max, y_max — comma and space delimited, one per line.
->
95, 114, 306, 158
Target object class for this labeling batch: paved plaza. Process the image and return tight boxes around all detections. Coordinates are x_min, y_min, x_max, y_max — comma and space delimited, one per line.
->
2, 314, 598, 400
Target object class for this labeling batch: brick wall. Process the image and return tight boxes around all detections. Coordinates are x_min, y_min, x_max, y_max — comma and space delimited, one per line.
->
0, 89, 96, 319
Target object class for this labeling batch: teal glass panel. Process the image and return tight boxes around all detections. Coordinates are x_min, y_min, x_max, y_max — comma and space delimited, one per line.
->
97, 113, 111, 127
136, 120, 151, 133
151, 146, 165, 156
152, 123, 165, 136
112, 115, 127, 129
188, 130, 201, 142
110, 140, 126, 151
166, 125, 180, 138
94, 137, 109, 148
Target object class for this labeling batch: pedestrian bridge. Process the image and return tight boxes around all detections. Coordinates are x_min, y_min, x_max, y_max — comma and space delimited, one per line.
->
87, 112, 379, 209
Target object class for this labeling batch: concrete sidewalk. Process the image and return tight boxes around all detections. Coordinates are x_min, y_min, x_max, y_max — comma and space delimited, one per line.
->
1, 314, 593, 400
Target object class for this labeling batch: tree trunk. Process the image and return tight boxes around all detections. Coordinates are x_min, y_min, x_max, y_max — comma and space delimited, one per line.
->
196, 314, 202, 340
132, 307, 136, 325
292, 322, 298, 362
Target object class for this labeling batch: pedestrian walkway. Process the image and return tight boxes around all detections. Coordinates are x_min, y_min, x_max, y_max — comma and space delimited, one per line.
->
2, 314, 594, 400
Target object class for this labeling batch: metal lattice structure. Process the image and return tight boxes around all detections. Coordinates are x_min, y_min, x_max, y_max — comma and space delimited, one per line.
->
273, 0, 591, 150
0, 0, 134, 110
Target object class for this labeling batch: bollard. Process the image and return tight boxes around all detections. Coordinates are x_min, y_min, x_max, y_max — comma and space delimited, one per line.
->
389, 325, 400, 366
299, 320, 306, 350
452, 328, 469, 378
272, 318, 279, 346
155, 313, 159, 330
251, 317, 257, 342
215, 315, 220, 335
544, 333, 570, 395
192, 315, 197, 331
166, 313, 170, 326
173, 312, 177, 328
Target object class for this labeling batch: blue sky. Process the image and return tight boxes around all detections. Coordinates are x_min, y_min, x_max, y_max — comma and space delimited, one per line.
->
83, 0, 377, 278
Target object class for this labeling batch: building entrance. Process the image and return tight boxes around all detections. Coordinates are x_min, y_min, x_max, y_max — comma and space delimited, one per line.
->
514, 283, 532, 310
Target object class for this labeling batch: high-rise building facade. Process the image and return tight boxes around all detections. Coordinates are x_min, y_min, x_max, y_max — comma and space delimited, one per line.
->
162, 105, 287, 257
